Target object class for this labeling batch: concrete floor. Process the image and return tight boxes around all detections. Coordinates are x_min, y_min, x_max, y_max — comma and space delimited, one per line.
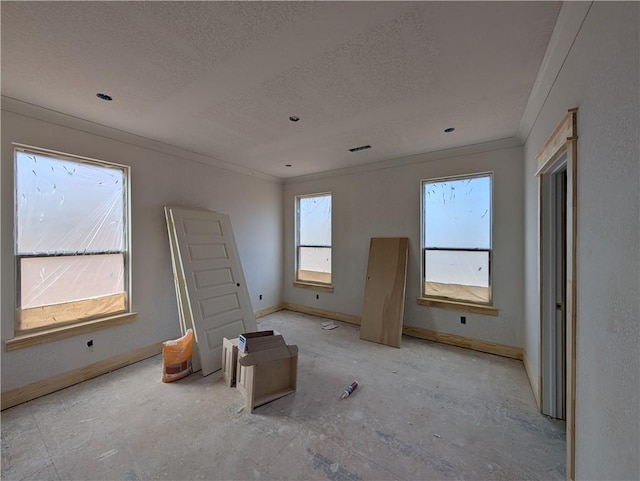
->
1, 310, 565, 481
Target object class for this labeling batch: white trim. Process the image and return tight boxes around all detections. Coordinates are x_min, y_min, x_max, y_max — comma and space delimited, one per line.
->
284, 138, 521, 184
517, 2, 592, 143
295, 191, 332, 200
13, 142, 129, 170
1, 96, 282, 184
523, 349, 541, 409
3, 97, 523, 186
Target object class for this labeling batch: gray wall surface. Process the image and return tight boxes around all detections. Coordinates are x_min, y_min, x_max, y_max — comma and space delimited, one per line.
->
1, 109, 283, 392
523, 3, 639, 479
284, 144, 525, 349
2, 4, 638, 478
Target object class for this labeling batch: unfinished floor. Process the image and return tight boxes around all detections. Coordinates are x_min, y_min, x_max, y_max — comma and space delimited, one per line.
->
1, 310, 565, 481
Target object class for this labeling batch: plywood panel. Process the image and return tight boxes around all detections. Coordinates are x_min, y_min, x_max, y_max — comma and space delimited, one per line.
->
360, 238, 409, 348
237, 345, 298, 413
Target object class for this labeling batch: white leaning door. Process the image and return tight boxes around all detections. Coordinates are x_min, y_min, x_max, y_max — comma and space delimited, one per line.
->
167, 207, 257, 376
165, 206, 201, 373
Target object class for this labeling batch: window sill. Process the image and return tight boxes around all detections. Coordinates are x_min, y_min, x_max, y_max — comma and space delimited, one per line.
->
5, 312, 137, 351
293, 281, 334, 293
416, 298, 499, 316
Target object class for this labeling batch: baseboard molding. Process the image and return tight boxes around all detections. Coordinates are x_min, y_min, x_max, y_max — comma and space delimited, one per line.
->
402, 326, 522, 360
1, 306, 526, 410
523, 349, 541, 409
281, 304, 522, 360
1, 342, 163, 411
254, 303, 285, 319
282, 303, 361, 325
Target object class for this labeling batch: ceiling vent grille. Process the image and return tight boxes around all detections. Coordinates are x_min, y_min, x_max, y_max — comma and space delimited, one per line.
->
348, 144, 371, 152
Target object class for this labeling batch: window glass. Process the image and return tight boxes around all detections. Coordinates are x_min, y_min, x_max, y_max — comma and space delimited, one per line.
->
296, 193, 331, 285
422, 174, 492, 304
16, 153, 125, 253
423, 176, 491, 249
15, 147, 129, 331
299, 195, 331, 246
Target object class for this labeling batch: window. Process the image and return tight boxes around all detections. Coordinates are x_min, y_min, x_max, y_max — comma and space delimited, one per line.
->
421, 173, 492, 305
295, 193, 332, 286
14, 145, 130, 333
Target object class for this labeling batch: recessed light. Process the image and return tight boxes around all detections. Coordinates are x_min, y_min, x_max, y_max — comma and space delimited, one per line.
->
444, 127, 455, 133
289, 116, 300, 122
96, 93, 113, 101
285, 164, 292, 167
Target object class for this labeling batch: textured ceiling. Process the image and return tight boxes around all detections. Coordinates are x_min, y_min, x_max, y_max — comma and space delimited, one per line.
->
1, 1, 561, 179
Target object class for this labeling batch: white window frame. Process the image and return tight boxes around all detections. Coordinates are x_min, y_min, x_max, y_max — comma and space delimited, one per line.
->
7, 144, 135, 350
293, 192, 333, 292
419, 172, 497, 315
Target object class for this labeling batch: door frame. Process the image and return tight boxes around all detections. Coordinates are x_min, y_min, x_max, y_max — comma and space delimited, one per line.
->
536, 108, 577, 480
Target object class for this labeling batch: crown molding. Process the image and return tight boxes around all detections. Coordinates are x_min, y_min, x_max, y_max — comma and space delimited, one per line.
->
284, 137, 522, 185
517, 1, 592, 144
1, 96, 282, 184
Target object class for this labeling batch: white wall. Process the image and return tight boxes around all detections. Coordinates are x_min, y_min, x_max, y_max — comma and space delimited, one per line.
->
284, 143, 525, 348
1, 109, 283, 392
523, 3, 639, 479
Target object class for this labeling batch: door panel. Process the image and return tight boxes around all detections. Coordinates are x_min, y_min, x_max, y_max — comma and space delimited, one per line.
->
167, 207, 257, 376
164, 207, 201, 372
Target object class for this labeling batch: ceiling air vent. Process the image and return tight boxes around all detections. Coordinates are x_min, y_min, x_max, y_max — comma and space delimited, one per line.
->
348, 144, 371, 153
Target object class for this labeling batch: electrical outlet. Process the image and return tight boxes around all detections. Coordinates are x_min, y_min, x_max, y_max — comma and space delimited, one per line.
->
460, 316, 466, 324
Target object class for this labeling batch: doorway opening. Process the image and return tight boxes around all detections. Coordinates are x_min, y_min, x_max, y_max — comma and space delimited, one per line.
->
535, 107, 577, 479
541, 162, 567, 419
